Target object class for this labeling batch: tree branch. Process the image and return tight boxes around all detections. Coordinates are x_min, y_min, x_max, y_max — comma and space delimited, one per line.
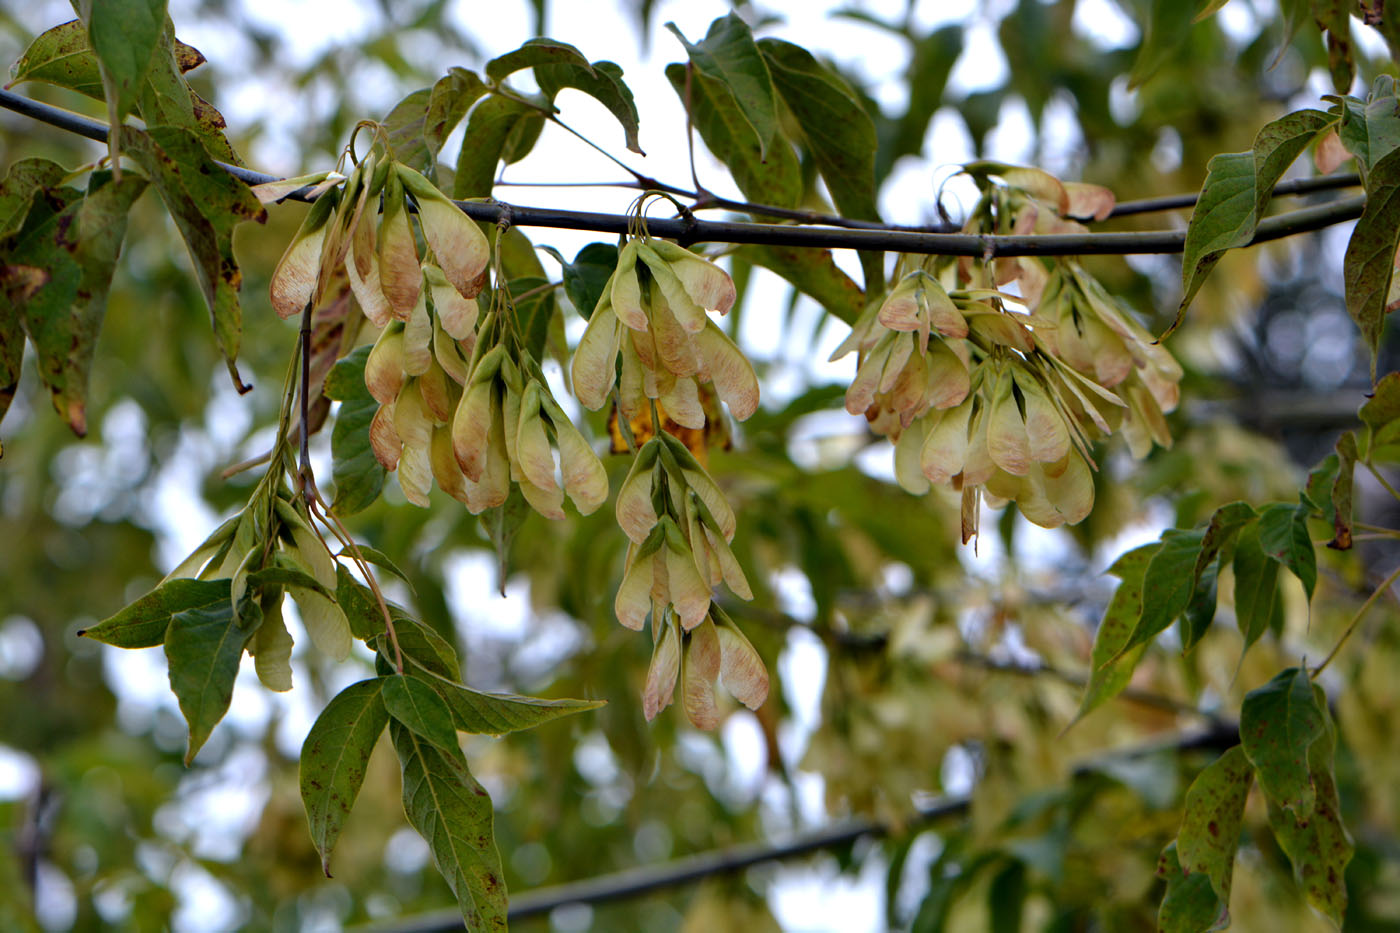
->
0, 89, 1364, 259
358, 720, 1240, 932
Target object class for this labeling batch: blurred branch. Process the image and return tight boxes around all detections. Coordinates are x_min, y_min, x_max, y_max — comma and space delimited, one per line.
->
358, 720, 1240, 933
0, 89, 1365, 258
725, 604, 1216, 720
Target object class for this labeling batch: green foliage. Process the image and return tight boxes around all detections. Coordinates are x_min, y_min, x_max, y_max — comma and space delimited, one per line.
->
299, 678, 390, 875
8, 4, 1400, 932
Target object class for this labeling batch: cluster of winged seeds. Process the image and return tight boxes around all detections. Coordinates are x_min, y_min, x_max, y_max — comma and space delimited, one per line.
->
237, 153, 1180, 725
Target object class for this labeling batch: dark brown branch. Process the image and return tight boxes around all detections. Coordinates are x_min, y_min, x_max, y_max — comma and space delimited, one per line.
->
0, 88, 1364, 258
358, 720, 1240, 932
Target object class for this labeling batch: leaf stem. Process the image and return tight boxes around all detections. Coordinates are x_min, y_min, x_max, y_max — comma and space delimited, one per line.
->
1365, 459, 1400, 504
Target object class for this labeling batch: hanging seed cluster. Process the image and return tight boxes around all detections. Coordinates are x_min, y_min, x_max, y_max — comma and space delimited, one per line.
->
257, 151, 1182, 725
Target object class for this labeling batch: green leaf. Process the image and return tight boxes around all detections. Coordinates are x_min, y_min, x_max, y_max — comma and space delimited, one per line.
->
391, 722, 508, 931
424, 67, 487, 158
1194, 501, 1256, 584
987, 860, 1025, 933
1336, 77, 1400, 174
382, 674, 461, 753
485, 37, 593, 83
164, 599, 249, 765
1344, 144, 1400, 375
333, 544, 410, 586
1179, 110, 1333, 319
1128, 0, 1197, 88
3, 170, 148, 435
299, 678, 389, 876
483, 487, 532, 596
120, 125, 266, 392
452, 94, 544, 199
0, 159, 70, 246
1359, 370, 1400, 438
10, 19, 108, 96
244, 565, 331, 600
1304, 452, 1340, 525
758, 38, 877, 222
1232, 522, 1280, 661
664, 63, 802, 209
87, 0, 167, 124
380, 615, 463, 683
382, 88, 434, 175
414, 669, 604, 734
1181, 555, 1218, 653
324, 347, 386, 516
510, 275, 556, 363
734, 243, 864, 326
134, 25, 237, 163
335, 567, 384, 641
1256, 501, 1316, 600
757, 37, 883, 291
1265, 687, 1353, 926
1329, 432, 1357, 549
666, 14, 779, 157
1071, 543, 1156, 727
1118, 527, 1206, 657
1157, 841, 1229, 933
545, 242, 617, 320
79, 577, 230, 648
1177, 746, 1253, 906
8, 19, 205, 99
535, 59, 642, 154
1241, 666, 1325, 816
1314, 0, 1355, 94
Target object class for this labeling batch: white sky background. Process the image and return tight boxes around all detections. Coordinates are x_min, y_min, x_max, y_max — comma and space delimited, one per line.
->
0, 0, 1247, 930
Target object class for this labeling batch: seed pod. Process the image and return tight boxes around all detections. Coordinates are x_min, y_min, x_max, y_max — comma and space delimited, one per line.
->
643, 617, 682, 720
365, 323, 406, 405
692, 321, 759, 421
378, 167, 421, 319
610, 240, 647, 330
647, 240, 737, 315
270, 186, 340, 319
571, 303, 623, 410
681, 618, 722, 729
397, 163, 490, 299
714, 611, 767, 710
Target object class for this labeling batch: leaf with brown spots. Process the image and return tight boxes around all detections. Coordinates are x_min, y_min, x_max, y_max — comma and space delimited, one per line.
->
299, 678, 389, 877
391, 721, 507, 931
1241, 666, 1324, 817
1266, 685, 1353, 927
1178, 745, 1253, 909
1156, 841, 1229, 933
2, 170, 147, 435
9, 18, 206, 102
120, 125, 266, 391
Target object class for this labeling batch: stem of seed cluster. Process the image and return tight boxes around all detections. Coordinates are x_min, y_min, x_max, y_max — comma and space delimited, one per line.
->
1313, 561, 1400, 677
307, 489, 405, 675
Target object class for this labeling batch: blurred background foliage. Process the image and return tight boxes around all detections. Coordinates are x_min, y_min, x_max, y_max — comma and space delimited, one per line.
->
1, 0, 1398, 930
